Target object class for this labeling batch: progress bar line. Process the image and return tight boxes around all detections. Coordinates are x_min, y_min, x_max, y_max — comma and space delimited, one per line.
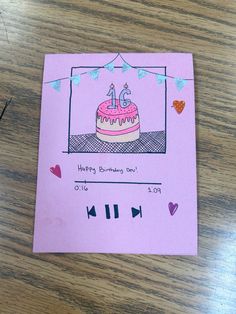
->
75, 180, 162, 185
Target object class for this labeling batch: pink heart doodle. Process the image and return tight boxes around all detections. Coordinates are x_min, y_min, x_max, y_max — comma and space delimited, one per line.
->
168, 202, 178, 216
50, 165, 61, 178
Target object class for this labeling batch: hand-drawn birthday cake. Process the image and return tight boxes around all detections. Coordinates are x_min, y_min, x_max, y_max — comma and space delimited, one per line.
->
96, 83, 140, 143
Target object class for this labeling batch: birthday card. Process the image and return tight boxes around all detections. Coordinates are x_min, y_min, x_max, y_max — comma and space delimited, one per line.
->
33, 53, 197, 254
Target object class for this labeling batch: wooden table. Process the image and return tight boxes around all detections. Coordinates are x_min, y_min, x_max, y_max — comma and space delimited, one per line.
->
1, 1, 235, 313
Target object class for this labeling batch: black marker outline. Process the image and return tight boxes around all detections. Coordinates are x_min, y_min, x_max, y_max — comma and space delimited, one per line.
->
75, 180, 162, 185
67, 64, 167, 154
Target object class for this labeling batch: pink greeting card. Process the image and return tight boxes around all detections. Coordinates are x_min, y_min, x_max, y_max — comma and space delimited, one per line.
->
33, 53, 197, 254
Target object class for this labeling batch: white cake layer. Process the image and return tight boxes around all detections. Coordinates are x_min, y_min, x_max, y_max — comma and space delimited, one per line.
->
96, 129, 140, 143
96, 116, 139, 131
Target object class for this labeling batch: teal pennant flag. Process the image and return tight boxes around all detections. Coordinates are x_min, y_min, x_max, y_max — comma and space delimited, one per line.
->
50, 80, 61, 92
156, 74, 167, 84
89, 69, 100, 80
138, 69, 148, 79
70, 75, 81, 85
122, 62, 132, 72
104, 62, 114, 72
175, 78, 187, 91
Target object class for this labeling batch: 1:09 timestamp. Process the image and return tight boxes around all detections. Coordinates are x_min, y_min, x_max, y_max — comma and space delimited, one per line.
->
148, 187, 161, 194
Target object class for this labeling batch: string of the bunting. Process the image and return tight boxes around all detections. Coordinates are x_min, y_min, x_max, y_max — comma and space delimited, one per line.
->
46, 53, 193, 92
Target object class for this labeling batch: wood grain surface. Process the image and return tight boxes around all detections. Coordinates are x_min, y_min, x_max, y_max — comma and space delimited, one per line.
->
0, 1, 236, 313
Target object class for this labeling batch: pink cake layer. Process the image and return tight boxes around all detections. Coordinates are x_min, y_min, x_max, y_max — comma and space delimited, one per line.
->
97, 99, 138, 125
96, 123, 140, 136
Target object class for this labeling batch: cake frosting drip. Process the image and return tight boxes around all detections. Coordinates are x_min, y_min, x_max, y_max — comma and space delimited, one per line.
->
97, 99, 139, 126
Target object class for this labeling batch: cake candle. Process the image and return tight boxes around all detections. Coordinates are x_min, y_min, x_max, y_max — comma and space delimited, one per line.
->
119, 83, 131, 108
107, 83, 116, 109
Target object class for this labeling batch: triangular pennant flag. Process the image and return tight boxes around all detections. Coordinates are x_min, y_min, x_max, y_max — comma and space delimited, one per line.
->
104, 62, 114, 72
89, 69, 99, 80
138, 69, 148, 79
175, 78, 187, 91
156, 74, 167, 84
122, 62, 132, 72
50, 80, 61, 92
70, 75, 81, 85
131, 206, 142, 218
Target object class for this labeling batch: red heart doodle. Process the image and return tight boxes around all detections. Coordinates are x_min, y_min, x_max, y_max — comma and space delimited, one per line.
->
173, 100, 185, 114
50, 165, 61, 178
168, 202, 178, 216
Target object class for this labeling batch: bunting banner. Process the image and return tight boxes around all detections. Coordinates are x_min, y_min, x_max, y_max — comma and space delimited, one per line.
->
122, 62, 132, 72
174, 78, 187, 91
156, 74, 167, 84
45, 53, 192, 91
89, 69, 99, 80
104, 62, 114, 72
70, 75, 81, 85
138, 69, 148, 79
50, 79, 61, 92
